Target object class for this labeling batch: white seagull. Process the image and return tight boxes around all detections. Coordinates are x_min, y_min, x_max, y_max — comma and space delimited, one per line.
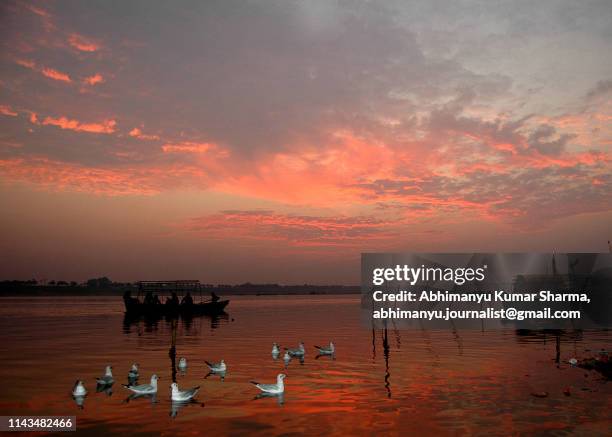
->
283, 351, 291, 365
272, 343, 281, 355
123, 374, 159, 394
128, 363, 139, 379
170, 382, 200, 402
96, 366, 114, 385
72, 380, 87, 397
285, 342, 305, 357
205, 359, 227, 373
178, 357, 187, 371
315, 342, 335, 355
250, 374, 286, 394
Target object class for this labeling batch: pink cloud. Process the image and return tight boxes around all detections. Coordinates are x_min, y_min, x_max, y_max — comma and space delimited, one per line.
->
24, 4, 51, 18
185, 210, 402, 247
83, 74, 104, 86
0, 157, 212, 196
161, 142, 222, 154
41, 67, 71, 83
129, 127, 159, 141
68, 33, 101, 52
15, 58, 36, 69
0, 105, 18, 117
41, 116, 116, 134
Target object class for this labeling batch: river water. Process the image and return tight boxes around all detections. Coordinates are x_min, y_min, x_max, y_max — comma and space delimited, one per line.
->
0, 295, 610, 435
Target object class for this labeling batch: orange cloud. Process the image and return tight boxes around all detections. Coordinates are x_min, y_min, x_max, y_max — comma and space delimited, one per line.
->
129, 127, 159, 141
24, 4, 50, 18
161, 142, 231, 163
0, 105, 18, 117
83, 74, 104, 86
68, 33, 101, 52
15, 59, 74, 84
15, 58, 36, 69
41, 116, 116, 134
185, 210, 402, 247
42, 67, 72, 83
0, 157, 212, 196
161, 142, 221, 153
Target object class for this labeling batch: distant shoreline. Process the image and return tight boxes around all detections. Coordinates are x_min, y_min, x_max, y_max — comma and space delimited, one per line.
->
0, 284, 361, 297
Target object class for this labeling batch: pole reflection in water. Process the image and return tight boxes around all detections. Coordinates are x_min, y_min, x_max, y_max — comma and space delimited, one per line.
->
170, 318, 177, 383
382, 322, 391, 399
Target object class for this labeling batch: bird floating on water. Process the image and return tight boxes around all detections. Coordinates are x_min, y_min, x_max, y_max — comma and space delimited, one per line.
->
285, 342, 305, 357
283, 351, 291, 365
123, 374, 159, 394
96, 366, 114, 385
128, 363, 139, 379
205, 359, 227, 373
178, 357, 187, 371
272, 343, 281, 355
72, 380, 87, 397
314, 342, 335, 355
569, 358, 578, 366
250, 373, 286, 394
170, 382, 200, 402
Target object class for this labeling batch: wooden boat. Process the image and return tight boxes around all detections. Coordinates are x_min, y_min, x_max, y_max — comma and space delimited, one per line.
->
124, 298, 229, 316
123, 280, 229, 317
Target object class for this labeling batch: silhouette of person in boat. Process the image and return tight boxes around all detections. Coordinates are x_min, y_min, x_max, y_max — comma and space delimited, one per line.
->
166, 292, 179, 307
123, 290, 139, 307
210, 291, 220, 303
181, 292, 193, 307
144, 291, 160, 305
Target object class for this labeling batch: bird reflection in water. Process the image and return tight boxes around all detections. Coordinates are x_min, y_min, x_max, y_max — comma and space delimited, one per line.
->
253, 392, 284, 406
315, 353, 335, 361
72, 395, 86, 409
204, 370, 226, 381
96, 384, 113, 396
124, 393, 157, 404
170, 399, 203, 418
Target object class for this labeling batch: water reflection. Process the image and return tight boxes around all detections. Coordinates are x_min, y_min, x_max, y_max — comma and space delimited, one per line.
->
314, 353, 335, 360
204, 370, 226, 381
170, 399, 203, 418
72, 395, 86, 409
283, 354, 304, 369
124, 393, 157, 404
95, 384, 113, 396
382, 326, 391, 399
122, 312, 229, 335
1, 296, 611, 436
253, 392, 284, 406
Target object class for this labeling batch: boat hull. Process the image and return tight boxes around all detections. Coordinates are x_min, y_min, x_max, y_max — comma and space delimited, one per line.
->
124, 299, 229, 317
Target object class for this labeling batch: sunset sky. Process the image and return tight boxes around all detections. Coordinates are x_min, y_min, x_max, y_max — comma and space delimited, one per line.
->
1, 1, 611, 284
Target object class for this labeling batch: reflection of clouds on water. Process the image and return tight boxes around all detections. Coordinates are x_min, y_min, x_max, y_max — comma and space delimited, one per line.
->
253, 392, 284, 406
7, 295, 610, 435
